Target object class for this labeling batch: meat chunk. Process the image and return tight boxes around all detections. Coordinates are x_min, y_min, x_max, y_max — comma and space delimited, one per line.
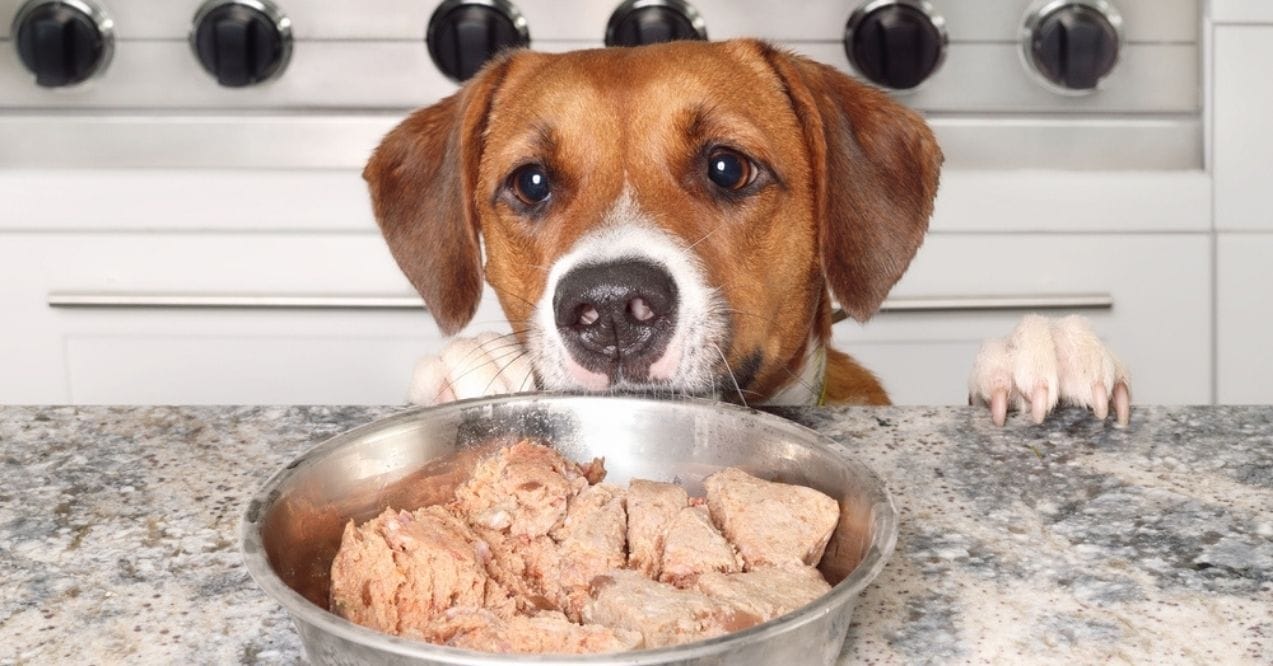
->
625, 479, 688, 578
551, 484, 628, 619
693, 566, 832, 621
474, 528, 563, 614
582, 570, 759, 648
453, 440, 597, 537
424, 608, 642, 654
330, 506, 499, 635
330, 444, 842, 655
658, 506, 742, 587
704, 467, 840, 569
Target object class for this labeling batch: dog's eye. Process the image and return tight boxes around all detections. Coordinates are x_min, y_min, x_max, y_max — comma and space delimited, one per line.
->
706, 149, 755, 191
510, 164, 551, 206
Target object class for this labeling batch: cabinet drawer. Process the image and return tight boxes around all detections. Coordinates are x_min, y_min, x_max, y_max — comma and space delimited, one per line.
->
832, 234, 1211, 405
0, 233, 508, 403
0, 232, 1213, 405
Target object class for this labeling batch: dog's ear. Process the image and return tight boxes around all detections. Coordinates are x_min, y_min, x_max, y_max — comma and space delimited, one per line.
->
761, 45, 942, 322
363, 58, 512, 335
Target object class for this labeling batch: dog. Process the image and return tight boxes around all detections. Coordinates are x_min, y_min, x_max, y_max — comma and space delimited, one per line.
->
363, 39, 1131, 426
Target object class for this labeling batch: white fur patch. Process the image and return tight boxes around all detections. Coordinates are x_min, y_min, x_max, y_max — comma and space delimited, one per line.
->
763, 337, 827, 406
529, 189, 729, 393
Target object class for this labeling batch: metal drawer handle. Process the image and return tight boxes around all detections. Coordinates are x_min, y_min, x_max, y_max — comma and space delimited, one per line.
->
48, 292, 1112, 318
47, 292, 428, 311
833, 293, 1113, 323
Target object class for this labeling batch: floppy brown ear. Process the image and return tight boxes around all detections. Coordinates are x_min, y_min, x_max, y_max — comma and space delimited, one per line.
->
762, 45, 942, 322
363, 58, 512, 335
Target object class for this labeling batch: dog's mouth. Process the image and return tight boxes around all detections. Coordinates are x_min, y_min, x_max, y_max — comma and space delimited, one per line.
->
540, 298, 732, 397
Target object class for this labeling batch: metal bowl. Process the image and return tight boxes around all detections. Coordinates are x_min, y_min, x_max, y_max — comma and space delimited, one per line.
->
241, 395, 898, 665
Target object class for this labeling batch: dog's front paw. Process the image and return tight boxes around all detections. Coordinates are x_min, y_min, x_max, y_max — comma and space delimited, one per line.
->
407, 332, 535, 406
969, 315, 1130, 427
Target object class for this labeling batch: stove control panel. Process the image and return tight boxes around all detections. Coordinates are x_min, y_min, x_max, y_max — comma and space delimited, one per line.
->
0, 0, 1202, 172
190, 0, 292, 87
11, 0, 113, 87
605, 0, 706, 48
1021, 0, 1122, 94
844, 0, 946, 92
426, 0, 530, 82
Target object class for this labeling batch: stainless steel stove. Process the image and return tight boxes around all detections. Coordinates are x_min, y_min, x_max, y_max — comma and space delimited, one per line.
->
3, 0, 1252, 408
0, 0, 1202, 170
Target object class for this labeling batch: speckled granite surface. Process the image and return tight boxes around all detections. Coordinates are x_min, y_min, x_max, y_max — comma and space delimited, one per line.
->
0, 405, 1269, 665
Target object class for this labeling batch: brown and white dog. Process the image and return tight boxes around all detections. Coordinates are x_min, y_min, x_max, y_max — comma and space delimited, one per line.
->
364, 39, 1131, 426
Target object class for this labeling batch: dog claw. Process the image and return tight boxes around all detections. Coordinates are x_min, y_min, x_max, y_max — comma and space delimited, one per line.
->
1091, 382, 1109, 421
1030, 384, 1048, 424
1113, 381, 1131, 427
970, 316, 1130, 428
991, 389, 1008, 427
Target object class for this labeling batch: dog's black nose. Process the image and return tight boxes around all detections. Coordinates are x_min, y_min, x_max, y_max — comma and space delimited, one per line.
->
553, 260, 678, 377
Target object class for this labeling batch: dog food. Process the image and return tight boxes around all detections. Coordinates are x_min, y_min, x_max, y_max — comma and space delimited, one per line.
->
704, 466, 841, 568
625, 479, 689, 578
329, 441, 838, 654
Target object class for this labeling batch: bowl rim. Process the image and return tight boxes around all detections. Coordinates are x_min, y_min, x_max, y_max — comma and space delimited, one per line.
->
240, 393, 899, 664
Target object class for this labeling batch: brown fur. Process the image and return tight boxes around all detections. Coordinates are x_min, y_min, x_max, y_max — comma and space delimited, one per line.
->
364, 40, 942, 405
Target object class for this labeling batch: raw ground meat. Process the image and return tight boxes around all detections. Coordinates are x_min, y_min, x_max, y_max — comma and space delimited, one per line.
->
424, 607, 643, 654
704, 467, 841, 569
581, 569, 753, 648
551, 484, 628, 619
329, 506, 504, 636
473, 527, 562, 614
693, 566, 832, 620
658, 505, 742, 587
452, 440, 598, 537
625, 479, 688, 578
329, 441, 841, 655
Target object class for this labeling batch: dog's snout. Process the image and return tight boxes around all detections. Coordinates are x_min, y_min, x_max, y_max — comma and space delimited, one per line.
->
553, 260, 679, 376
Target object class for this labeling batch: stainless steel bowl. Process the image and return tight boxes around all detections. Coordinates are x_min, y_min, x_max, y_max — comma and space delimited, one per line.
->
241, 395, 898, 665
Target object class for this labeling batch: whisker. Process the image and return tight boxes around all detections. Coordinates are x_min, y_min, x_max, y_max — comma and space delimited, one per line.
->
435, 344, 537, 402
714, 308, 824, 401
480, 349, 533, 396
439, 330, 530, 375
766, 349, 821, 401
488, 284, 538, 309
686, 220, 727, 250
710, 342, 748, 408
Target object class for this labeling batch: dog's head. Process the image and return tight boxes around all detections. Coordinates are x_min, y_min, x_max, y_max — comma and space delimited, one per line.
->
365, 40, 941, 401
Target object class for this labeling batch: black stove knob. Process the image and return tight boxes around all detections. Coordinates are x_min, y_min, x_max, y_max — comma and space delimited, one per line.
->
191, 0, 292, 87
427, 0, 530, 83
1022, 0, 1122, 93
845, 0, 947, 91
605, 0, 707, 48
12, 0, 114, 87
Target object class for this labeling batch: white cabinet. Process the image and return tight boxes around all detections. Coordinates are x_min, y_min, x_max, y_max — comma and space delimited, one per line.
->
0, 229, 1213, 406
1213, 25, 1273, 232
0, 233, 507, 404
0, 166, 1218, 405
1217, 236, 1273, 403
834, 234, 1212, 405
1213, 21, 1273, 402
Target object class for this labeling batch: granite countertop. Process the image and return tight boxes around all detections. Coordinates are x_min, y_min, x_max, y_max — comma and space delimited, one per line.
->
1, 405, 1270, 664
